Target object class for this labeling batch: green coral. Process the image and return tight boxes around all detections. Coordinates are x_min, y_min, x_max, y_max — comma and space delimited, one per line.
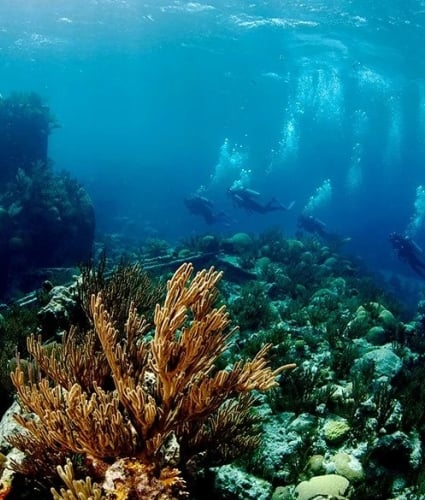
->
0, 304, 41, 414
323, 419, 351, 444
230, 280, 276, 332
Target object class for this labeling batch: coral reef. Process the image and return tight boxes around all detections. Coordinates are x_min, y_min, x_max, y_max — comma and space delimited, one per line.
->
77, 254, 165, 328
3, 226, 425, 498
191, 227, 425, 498
0, 91, 57, 184
0, 92, 95, 298
6, 263, 293, 498
0, 304, 42, 417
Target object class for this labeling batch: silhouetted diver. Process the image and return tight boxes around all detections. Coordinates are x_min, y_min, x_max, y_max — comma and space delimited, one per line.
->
389, 232, 425, 279
228, 186, 294, 214
298, 214, 329, 238
297, 213, 350, 247
184, 194, 230, 225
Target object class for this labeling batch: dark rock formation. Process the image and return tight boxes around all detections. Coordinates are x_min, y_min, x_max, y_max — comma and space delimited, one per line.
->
0, 92, 95, 297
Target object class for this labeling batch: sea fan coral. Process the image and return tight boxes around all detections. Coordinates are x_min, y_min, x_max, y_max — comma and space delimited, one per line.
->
8, 263, 295, 498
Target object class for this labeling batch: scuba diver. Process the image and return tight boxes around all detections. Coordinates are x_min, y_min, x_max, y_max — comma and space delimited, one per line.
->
297, 213, 351, 247
228, 185, 294, 214
297, 214, 329, 239
389, 232, 425, 279
184, 194, 230, 226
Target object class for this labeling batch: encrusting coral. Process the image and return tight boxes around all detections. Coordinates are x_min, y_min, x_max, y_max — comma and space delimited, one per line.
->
7, 263, 295, 498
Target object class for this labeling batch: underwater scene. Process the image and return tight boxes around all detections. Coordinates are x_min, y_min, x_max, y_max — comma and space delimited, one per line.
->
2, 0, 425, 498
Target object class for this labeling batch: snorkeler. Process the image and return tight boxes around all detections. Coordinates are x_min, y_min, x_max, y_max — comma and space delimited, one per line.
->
184, 194, 230, 226
228, 185, 294, 214
389, 232, 425, 279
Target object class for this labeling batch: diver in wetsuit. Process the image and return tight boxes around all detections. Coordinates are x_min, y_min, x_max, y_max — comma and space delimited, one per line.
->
297, 213, 351, 248
389, 232, 425, 279
228, 186, 294, 214
298, 214, 329, 239
184, 194, 230, 225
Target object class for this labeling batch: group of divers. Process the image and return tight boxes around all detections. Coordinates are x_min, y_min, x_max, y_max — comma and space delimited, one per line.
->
184, 185, 425, 281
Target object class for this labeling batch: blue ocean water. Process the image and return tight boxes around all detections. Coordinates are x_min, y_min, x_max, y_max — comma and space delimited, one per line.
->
1, 0, 425, 282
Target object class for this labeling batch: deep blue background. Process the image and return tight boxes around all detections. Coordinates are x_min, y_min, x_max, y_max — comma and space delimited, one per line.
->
1, 0, 425, 282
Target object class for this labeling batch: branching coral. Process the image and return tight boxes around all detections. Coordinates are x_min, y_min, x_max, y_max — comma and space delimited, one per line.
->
77, 255, 165, 328
9, 263, 295, 498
